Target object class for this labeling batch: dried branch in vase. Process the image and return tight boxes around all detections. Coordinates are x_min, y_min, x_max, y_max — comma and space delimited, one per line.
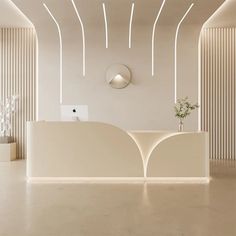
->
0, 95, 19, 137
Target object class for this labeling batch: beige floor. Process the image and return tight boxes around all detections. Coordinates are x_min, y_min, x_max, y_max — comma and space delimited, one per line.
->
0, 161, 236, 236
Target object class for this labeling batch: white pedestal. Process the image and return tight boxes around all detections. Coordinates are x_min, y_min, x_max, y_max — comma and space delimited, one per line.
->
0, 143, 16, 161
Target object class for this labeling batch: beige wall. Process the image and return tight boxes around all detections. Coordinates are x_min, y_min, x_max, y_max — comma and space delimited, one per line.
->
0, 1, 35, 159
0, 28, 36, 158
11, 0, 224, 131
200, 0, 236, 160
200, 28, 236, 160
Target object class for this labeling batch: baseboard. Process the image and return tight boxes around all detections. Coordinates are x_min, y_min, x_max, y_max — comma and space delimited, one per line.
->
146, 177, 210, 184
27, 177, 210, 184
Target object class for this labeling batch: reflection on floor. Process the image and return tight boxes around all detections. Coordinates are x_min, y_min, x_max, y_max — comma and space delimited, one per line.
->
0, 160, 236, 236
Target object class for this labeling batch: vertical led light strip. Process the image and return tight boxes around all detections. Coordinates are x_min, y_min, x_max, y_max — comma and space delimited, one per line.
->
43, 3, 63, 104
174, 3, 194, 103
151, 0, 166, 77
129, 3, 135, 49
71, 0, 86, 77
198, 29, 202, 131
102, 3, 108, 48
36, 35, 39, 121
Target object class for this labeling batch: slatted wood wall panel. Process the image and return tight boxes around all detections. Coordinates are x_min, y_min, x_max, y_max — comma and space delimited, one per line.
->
0, 28, 36, 159
201, 28, 236, 160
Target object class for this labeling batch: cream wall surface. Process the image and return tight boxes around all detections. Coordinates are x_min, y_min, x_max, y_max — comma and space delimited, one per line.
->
201, 28, 236, 160
11, 0, 224, 132
200, 0, 236, 160
0, 28, 36, 158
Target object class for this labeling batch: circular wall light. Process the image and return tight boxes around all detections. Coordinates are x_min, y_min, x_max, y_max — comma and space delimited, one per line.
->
106, 64, 131, 89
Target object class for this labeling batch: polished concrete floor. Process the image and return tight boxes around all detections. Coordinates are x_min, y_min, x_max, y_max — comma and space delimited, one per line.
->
0, 161, 236, 236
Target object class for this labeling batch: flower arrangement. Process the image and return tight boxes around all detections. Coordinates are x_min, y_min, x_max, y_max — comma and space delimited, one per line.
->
0, 95, 18, 138
174, 97, 199, 131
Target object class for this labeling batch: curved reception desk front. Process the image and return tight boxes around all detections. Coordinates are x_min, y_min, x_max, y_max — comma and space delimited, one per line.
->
27, 122, 209, 183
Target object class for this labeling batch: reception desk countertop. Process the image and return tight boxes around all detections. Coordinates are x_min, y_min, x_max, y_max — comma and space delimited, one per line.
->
27, 122, 209, 183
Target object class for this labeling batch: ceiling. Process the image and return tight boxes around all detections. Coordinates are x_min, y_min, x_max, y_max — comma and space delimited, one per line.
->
0, 0, 31, 27
3, 0, 236, 36
206, 0, 236, 27
0, 0, 225, 30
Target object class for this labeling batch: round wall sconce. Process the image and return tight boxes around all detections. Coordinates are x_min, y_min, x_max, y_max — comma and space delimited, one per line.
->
106, 64, 131, 89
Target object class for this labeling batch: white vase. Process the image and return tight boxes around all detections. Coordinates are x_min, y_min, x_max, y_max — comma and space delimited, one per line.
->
178, 119, 184, 132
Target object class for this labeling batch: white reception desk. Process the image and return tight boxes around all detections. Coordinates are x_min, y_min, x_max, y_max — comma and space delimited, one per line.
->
27, 122, 209, 183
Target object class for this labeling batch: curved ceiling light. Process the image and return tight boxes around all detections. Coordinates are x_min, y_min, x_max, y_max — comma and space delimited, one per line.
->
43, 3, 63, 104
102, 3, 108, 49
174, 3, 194, 103
129, 3, 135, 49
151, 0, 166, 77
71, 0, 86, 77
106, 64, 131, 89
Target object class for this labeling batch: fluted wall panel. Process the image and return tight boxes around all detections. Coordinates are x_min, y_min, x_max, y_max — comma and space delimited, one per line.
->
201, 28, 236, 160
0, 28, 36, 159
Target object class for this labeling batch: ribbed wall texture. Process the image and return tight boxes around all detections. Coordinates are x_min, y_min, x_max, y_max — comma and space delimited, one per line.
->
201, 28, 236, 160
0, 28, 36, 159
